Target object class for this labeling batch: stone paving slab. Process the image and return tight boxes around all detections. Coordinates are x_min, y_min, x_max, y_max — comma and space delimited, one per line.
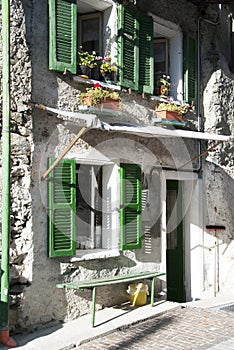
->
76, 307, 234, 350
208, 338, 234, 350
0, 301, 180, 350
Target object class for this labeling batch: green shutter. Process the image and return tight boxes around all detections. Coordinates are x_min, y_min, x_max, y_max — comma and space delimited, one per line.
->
49, 0, 77, 74
118, 4, 139, 90
48, 158, 76, 257
139, 14, 154, 94
120, 163, 142, 250
183, 33, 197, 104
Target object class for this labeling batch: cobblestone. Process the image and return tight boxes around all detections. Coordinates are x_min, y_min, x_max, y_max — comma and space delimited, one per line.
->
76, 307, 234, 350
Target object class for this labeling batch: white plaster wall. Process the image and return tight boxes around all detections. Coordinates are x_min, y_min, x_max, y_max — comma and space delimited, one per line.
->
103, 2, 118, 65
184, 179, 204, 301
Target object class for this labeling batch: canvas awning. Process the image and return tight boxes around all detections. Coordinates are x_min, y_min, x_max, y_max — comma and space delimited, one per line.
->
101, 122, 232, 142
25, 102, 233, 179
26, 101, 233, 142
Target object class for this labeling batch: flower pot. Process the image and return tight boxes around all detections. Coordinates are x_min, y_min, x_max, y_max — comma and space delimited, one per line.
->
78, 65, 91, 78
156, 110, 184, 122
101, 72, 114, 83
91, 66, 100, 80
81, 96, 93, 106
101, 97, 120, 110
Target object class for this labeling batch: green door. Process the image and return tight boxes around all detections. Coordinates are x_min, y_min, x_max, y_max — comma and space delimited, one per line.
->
166, 180, 185, 302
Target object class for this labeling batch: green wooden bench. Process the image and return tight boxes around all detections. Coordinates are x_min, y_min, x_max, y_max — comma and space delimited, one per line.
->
56, 271, 165, 327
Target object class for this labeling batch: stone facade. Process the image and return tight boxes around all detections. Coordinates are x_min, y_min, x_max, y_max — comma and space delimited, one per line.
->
0, 0, 233, 334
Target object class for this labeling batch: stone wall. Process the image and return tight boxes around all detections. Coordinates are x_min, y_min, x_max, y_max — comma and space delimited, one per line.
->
0, 0, 33, 328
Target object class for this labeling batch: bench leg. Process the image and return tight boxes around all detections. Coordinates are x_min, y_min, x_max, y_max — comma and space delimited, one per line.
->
91, 287, 96, 327
151, 277, 155, 306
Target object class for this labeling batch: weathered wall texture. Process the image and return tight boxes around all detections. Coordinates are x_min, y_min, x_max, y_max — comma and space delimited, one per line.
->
203, 67, 234, 294
0, 0, 233, 333
0, 0, 33, 328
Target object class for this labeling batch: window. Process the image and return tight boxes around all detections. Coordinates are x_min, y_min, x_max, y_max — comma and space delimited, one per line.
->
78, 13, 102, 55
154, 38, 169, 94
48, 159, 142, 257
76, 164, 102, 249
48, 1, 197, 101
48, 0, 114, 75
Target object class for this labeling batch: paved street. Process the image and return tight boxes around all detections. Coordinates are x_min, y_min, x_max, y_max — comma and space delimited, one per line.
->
77, 306, 234, 350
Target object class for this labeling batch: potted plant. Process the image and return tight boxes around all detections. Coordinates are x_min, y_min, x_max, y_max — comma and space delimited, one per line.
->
155, 100, 189, 121
157, 74, 171, 96
99, 56, 116, 82
79, 83, 121, 110
78, 50, 97, 77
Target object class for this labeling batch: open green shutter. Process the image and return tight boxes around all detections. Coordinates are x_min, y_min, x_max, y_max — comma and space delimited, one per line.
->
183, 33, 197, 105
118, 4, 139, 90
139, 14, 154, 94
49, 0, 77, 74
120, 163, 142, 250
48, 158, 76, 257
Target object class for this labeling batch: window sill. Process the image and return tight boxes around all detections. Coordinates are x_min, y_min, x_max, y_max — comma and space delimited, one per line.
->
70, 249, 120, 261
73, 75, 121, 91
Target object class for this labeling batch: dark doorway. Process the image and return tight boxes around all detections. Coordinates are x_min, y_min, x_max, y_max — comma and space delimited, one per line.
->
166, 180, 185, 302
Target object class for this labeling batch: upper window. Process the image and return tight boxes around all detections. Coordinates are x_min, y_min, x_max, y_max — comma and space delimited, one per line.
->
48, 0, 197, 103
48, 0, 115, 75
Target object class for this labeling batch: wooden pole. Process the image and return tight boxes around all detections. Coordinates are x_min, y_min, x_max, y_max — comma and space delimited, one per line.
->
23, 101, 47, 111
179, 140, 224, 169
214, 239, 217, 297
41, 127, 87, 180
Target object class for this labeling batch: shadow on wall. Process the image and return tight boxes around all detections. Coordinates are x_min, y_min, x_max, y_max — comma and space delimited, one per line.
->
203, 160, 234, 292
57, 256, 137, 311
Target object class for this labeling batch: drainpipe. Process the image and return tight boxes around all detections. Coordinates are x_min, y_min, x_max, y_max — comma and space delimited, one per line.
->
0, 0, 17, 347
196, 15, 220, 174
195, 17, 202, 174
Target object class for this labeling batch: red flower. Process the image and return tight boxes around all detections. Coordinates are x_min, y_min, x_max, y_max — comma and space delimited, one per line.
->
94, 82, 101, 88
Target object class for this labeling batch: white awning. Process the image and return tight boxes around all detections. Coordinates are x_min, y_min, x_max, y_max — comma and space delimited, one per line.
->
26, 102, 233, 142
101, 123, 232, 142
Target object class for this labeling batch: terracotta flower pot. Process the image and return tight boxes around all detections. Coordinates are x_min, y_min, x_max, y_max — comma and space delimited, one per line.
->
101, 97, 120, 110
81, 96, 93, 106
156, 110, 184, 122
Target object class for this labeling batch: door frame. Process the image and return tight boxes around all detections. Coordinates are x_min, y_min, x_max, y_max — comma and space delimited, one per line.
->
161, 172, 203, 302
